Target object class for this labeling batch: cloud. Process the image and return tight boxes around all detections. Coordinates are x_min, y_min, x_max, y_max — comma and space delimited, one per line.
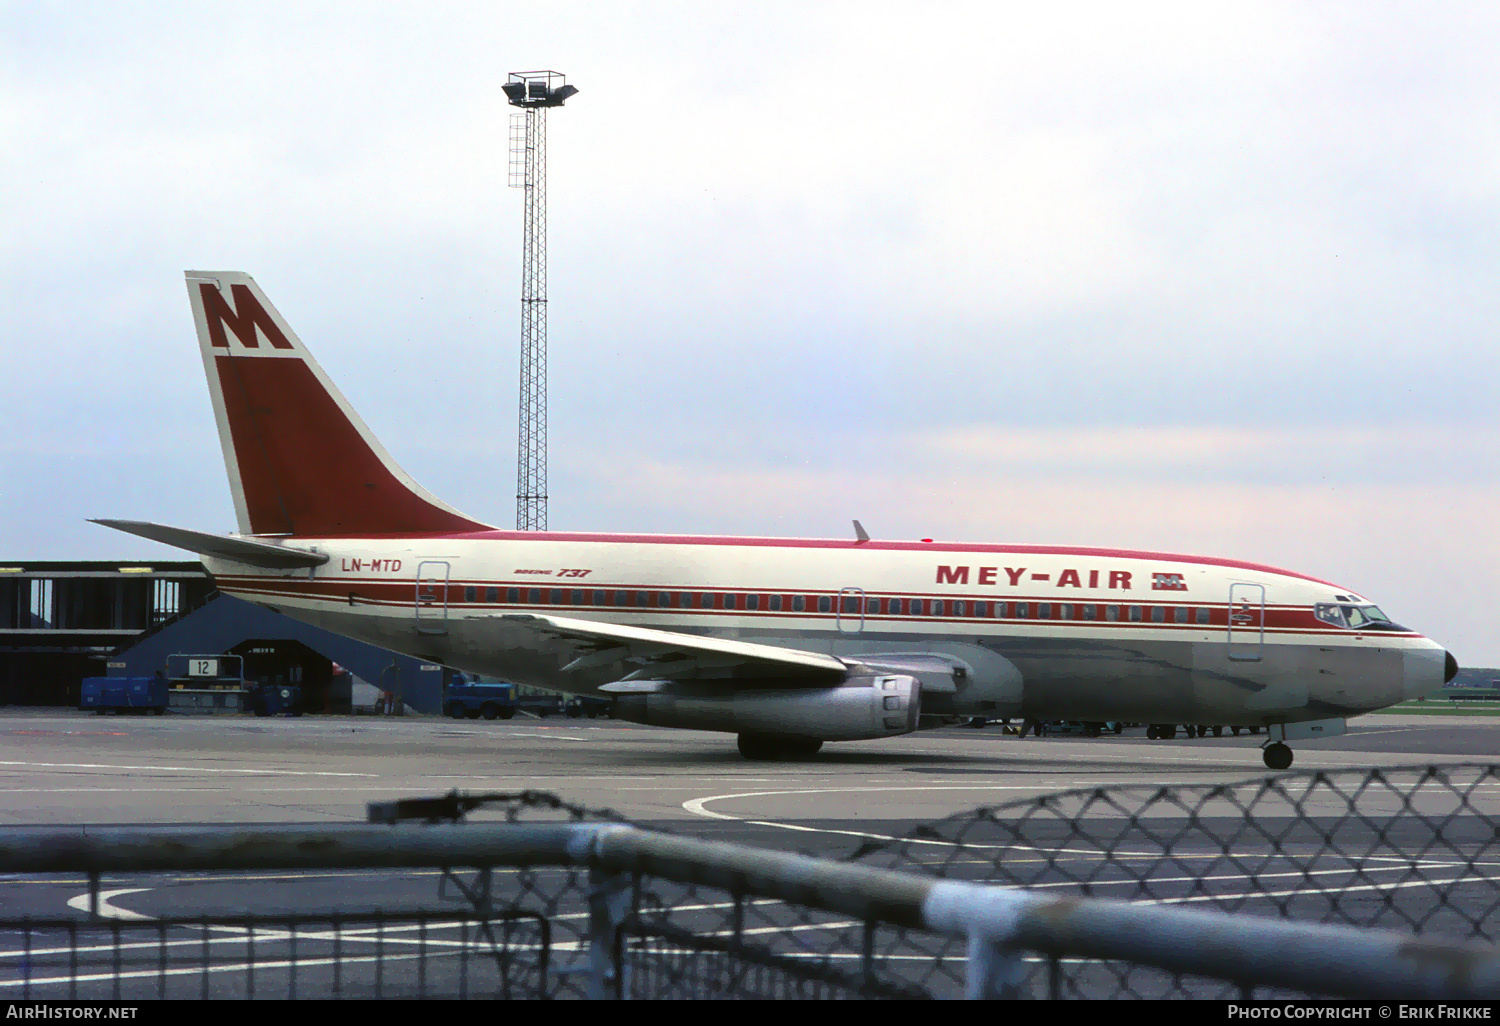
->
4, 1, 1499, 665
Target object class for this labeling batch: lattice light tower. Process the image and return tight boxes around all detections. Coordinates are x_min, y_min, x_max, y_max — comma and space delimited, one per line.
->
504, 71, 577, 531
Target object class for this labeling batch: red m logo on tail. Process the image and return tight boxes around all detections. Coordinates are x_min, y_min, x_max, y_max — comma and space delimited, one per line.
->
200, 283, 294, 350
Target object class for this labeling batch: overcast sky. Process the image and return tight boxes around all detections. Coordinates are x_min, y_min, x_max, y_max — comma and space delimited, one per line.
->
4, 2, 1499, 665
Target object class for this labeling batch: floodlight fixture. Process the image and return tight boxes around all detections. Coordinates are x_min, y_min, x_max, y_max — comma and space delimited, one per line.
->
504, 71, 578, 109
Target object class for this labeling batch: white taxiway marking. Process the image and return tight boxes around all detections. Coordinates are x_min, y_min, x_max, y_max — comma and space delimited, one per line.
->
683, 783, 1117, 820
0, 760, 374, 777
64, 888, 153, 921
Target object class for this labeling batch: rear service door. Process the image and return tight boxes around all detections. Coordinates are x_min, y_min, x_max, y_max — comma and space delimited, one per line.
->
415, 561, 451, 634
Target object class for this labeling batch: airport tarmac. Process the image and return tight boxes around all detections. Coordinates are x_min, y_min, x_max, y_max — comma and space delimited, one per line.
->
0, 707, 1494, 836
1, 709, 1495, 998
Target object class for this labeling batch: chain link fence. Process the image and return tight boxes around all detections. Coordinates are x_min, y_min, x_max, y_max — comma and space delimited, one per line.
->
0, 769, 1497, 999
841, 764, 1500, 997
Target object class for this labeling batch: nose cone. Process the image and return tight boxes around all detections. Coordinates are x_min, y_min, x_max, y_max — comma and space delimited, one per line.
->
1403, 645, 1455, 700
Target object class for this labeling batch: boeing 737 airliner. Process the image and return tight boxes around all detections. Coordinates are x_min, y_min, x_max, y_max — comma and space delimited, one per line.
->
95, 272, 1457, 767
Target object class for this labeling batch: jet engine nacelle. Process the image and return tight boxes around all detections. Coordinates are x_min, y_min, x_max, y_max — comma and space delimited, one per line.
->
611, 674, 921, 741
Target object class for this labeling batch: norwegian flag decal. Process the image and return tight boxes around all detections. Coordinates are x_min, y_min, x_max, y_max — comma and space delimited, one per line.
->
1152, 573, 1188, 591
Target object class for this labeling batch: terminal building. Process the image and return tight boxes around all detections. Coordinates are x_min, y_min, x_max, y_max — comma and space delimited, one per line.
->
0, 561, 443, 713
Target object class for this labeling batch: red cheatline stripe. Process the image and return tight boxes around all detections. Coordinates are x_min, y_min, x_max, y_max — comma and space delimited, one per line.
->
211, 579, 1418, 638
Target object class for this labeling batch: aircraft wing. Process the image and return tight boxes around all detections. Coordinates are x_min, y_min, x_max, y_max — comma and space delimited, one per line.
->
485, 612, 849, 686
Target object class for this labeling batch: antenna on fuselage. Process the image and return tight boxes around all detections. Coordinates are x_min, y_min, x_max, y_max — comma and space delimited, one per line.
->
853, 520, 870, 544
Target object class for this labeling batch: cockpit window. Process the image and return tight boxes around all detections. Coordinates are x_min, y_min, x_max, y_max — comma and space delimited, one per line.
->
1342, 604, 1390, 629
1317, 603, 1392, 629
1314, 603, 1346, 627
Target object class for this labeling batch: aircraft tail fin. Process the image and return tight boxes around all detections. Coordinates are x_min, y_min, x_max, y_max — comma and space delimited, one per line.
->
185, 272, 494, 537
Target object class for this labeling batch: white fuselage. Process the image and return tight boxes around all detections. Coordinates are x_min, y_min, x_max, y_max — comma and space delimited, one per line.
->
205, 531, 1449, 727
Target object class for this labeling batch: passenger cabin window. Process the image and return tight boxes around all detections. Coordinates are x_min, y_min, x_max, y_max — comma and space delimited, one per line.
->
1196, 607, 1210, 625
1152, 607, 1166, 623
793, 595, 806, 612
1015, 603, 1029, 619
746, 594, 759, 610
1059, 604, 1072, 620
486, 587, 498, 602
769, 595, 783, 611
931, 600, 944, 616
465, 586, 476, 603
508, 588, 520, 603
1106, 606, 1119, 621
1038, 603, 1051, 620
1081, 604, 1096, 620
909, 599, 924, 616
974, 601, 988, 617
818, 596, 832, 613
888, 598, 903, 615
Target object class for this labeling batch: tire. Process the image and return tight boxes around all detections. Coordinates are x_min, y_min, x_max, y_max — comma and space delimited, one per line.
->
500, 707, 516, 720
466, 709, 481, 719
445, 702, 465, 719
480, 703, 499, 721
737, 733, 824, 760
1212, 725, 1223, 737
1263, 742, 1293, 770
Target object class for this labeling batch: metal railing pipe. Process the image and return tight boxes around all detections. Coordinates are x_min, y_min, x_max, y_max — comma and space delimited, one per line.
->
922, 880, 1500, 999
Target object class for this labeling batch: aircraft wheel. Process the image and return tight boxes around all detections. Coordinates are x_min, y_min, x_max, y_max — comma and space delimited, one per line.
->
737, 733, 824, 760
1212, 725, 1223, 737
1231, 726, 1242, 736
1263, 743, 1293, 770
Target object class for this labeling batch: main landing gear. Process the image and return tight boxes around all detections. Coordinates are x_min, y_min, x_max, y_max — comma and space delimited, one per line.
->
737, 732, 824, 760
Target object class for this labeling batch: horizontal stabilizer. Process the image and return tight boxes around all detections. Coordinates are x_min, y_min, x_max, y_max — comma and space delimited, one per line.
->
89, 519, 330, 569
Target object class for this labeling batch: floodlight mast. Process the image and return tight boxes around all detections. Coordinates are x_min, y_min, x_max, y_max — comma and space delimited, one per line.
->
505, 71, 577, 531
